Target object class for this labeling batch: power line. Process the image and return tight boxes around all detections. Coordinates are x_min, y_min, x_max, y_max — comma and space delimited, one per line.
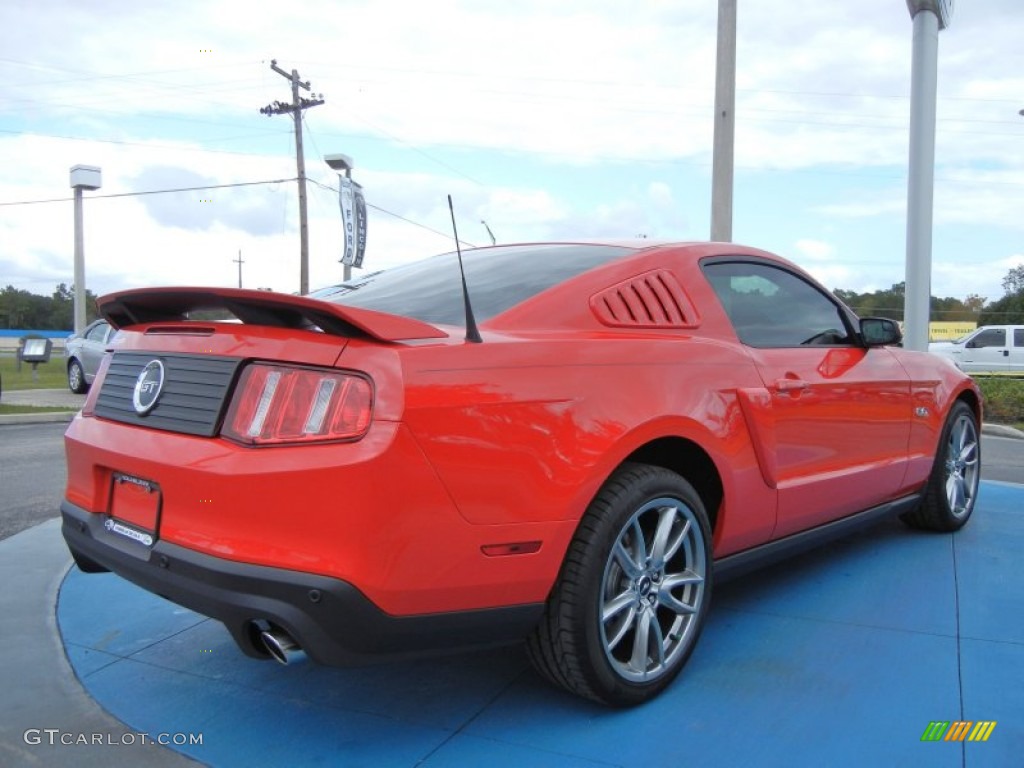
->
0, 178, 297, 207
0, 128, 286, 157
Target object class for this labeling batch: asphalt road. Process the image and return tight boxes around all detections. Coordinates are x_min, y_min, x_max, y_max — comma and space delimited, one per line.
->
1, 422, 1020, 542
0, 422, 68, 540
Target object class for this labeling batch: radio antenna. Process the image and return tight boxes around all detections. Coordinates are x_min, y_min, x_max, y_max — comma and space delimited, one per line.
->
447, 195, 482, 344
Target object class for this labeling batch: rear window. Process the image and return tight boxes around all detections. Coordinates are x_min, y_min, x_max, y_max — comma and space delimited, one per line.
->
311, 244, 633, 325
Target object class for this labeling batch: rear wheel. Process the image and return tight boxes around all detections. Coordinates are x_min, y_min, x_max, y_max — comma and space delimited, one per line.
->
902, 401, 980, 532
527, 463, 712, 706
68, 359, 88, 394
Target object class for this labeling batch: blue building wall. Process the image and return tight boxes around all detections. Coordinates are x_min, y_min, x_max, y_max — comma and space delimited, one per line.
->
0, 330, 72, 339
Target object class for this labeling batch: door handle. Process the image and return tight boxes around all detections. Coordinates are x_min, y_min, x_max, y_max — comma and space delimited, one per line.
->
775, 378, 809, 393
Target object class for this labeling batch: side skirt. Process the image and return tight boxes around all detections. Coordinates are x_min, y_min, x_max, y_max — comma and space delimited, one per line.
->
713, 493, 922, 584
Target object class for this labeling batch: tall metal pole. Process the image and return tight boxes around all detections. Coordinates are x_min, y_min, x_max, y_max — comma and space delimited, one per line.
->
710, 0, 737, 242
260, 61, 324, 295
904, 1, 948, 351
342, 166, 352, 283
73, 187, 86, 334
290, 70, 311, 295
70, 165, 100, 335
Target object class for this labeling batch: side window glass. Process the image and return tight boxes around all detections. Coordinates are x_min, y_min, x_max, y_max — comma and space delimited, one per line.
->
1015, 329, 1024, 347
972, 329, 1005, 348
704, 261, 852, 348
86, 322, 109, 342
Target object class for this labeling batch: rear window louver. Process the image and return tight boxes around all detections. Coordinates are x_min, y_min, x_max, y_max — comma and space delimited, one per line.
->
590, 270, 700, 329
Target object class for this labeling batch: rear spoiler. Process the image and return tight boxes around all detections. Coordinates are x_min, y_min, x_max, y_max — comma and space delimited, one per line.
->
98, 287, 449, 343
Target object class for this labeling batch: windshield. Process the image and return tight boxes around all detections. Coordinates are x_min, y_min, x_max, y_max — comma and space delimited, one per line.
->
315, 244, 634, 325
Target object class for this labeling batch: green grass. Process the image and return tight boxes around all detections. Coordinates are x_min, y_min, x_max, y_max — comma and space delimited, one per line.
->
0, 403, 75, 415
0, 352, 69, 391
973, 376, 1024, 427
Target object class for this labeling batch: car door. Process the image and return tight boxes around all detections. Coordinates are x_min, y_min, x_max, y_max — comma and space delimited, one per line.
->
81, 321, 112, 381
1010, 328, 1024, 372
960, 327, 1010, 372
703, 259, 912, 538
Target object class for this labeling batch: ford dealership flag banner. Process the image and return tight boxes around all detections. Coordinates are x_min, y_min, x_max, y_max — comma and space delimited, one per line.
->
338, 177, 367, 268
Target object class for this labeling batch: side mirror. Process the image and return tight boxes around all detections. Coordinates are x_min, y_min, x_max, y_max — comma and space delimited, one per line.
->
860, 317, 902, 347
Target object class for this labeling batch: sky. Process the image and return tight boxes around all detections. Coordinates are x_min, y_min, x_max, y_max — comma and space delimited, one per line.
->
1, 0, 1023, 311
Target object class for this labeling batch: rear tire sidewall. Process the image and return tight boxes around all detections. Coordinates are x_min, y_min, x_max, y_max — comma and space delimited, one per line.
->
578, 468, 712, 706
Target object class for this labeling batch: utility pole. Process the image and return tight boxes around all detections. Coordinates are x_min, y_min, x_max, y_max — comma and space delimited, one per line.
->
233, 249, 244, 289
260, 60, 324, 294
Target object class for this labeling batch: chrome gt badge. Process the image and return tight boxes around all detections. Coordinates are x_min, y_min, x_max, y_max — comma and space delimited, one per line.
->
133, 360, 165, 415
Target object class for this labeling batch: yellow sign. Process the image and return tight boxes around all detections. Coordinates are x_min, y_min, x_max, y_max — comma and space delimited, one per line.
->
929, 322, 976, 342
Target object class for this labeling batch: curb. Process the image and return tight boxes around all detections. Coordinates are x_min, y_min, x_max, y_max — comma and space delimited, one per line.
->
0, 411, 77, 426
981, 422, 1024, 440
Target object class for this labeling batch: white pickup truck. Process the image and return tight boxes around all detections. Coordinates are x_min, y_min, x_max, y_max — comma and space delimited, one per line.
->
928, 325, 1024, 372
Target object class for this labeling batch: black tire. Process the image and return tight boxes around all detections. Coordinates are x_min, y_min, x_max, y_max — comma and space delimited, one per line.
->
901, 400, 980, 532
527, 462, 712, 706
68, 359, 88, 394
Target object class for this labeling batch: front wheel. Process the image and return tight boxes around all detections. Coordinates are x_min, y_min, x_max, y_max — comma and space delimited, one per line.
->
902, 400, 980, 532
527, 463, 712, 706
68, 359, 88, 394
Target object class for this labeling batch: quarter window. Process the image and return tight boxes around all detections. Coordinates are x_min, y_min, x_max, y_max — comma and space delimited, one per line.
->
703, 261, 852, 348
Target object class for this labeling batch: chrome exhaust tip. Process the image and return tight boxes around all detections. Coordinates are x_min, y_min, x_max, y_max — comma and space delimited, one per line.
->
259, 627, 304, 665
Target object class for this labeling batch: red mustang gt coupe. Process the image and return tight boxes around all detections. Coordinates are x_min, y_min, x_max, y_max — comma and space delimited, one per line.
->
62, 241, 981, 706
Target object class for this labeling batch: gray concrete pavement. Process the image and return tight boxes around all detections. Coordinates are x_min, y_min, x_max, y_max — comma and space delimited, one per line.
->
0, 389, 83, 425
0, 389, 85, 408
0, 519, 198, 767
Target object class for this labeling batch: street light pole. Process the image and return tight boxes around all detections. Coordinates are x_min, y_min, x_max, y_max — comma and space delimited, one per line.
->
325, 154, 362, 283
69, 165, 101, 335
340, 165, 352, 283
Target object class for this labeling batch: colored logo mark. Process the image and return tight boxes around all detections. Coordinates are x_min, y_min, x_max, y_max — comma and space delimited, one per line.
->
921, 721, 997, 742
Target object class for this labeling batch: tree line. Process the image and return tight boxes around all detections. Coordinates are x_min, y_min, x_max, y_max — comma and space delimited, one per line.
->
2, 266, 1023, 330
0, 284, 100, 330
834, 265, 1024, 325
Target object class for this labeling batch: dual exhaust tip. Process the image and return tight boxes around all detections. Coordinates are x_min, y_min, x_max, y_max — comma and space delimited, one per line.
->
258, 625, 305, 665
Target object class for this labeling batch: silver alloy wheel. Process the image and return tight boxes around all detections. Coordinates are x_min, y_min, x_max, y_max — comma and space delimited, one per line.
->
68, 361, 83, 392
599, 496, 707, 683
945, 410, 980, 517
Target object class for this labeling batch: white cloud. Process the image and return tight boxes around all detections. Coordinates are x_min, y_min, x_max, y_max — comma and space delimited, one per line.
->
794, 239, 835, 261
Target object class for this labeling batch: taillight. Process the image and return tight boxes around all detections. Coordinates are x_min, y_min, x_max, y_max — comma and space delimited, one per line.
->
222, 364, 372, 446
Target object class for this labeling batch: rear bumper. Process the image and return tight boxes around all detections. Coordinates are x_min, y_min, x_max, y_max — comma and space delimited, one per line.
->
61, 500, 543, 666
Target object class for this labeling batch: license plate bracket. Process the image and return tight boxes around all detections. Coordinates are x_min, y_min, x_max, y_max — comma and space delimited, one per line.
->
107, 472, 161, 546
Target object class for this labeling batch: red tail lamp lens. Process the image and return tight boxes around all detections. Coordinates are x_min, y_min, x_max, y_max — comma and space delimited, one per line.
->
223, 364, 372, 445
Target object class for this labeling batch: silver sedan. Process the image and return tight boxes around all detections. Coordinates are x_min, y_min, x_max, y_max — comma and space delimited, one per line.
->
64, 319, 114, 393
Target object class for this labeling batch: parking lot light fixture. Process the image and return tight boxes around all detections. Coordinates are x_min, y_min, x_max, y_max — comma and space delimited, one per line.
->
324, 154, 357, 282
69, 165, 101, 336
